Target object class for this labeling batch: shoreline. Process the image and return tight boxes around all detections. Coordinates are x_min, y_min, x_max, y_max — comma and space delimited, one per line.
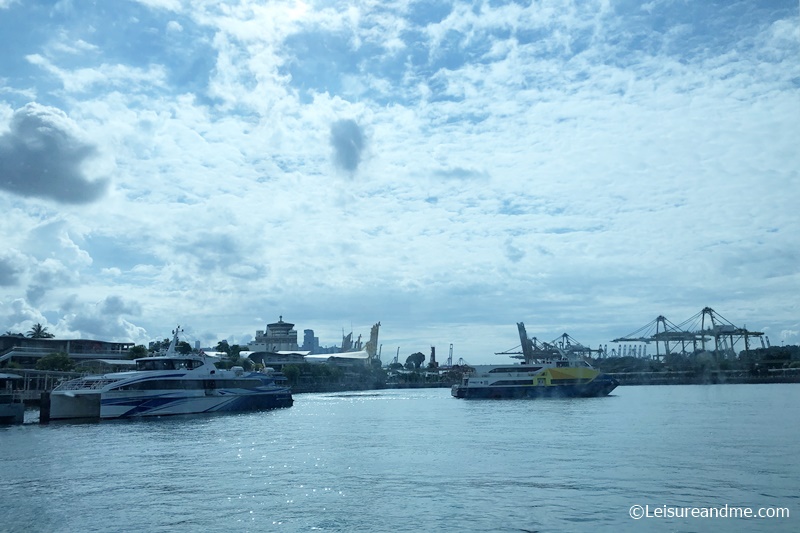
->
607, 372, 800, 386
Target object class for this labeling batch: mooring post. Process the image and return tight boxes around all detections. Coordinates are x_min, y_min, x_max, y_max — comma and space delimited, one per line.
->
39, 392, 50, 424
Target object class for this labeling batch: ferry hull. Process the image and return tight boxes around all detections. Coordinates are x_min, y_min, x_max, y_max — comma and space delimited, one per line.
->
452, 375, 618, 399
49, 391, 102, 420
100, 389, 293, 419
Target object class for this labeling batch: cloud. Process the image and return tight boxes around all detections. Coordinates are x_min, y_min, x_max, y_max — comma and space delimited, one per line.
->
433, 166, 490, 181
27, 257, 79, 305
0, 298, 48, 334
0, 253, 23, 286
99, 295, 142, 316
0, 1, 797, 360
504, 238, 525, 263
330, 119, 365, 172
0, 103, 109, 204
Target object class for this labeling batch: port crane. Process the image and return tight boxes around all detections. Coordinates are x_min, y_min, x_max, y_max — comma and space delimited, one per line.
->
495, 323, 602, 363
611, 307, 766, 358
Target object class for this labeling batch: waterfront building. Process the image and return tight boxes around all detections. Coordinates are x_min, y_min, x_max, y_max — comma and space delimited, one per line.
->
244, 318, 381, 370
0, 335, 134, 368
302, 329, 320, 353
246, 317, 306, 367
248, 316, 298, 353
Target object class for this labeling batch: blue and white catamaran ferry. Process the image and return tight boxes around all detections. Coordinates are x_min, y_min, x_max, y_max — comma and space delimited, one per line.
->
49, 327, 293, 420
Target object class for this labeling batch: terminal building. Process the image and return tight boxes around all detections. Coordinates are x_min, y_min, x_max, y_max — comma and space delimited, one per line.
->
244, 317, 380, 369
0, 334, 135, 368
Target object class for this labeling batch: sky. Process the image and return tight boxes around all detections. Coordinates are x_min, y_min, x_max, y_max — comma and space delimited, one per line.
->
0, 0, 798, 364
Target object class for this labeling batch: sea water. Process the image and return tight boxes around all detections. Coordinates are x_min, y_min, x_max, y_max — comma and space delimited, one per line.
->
1, 384, 798, 532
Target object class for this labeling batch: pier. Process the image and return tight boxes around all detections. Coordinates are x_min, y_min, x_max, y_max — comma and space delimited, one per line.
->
3, 369, 80, 405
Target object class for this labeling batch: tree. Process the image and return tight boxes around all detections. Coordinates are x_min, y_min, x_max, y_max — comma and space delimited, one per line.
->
405, 352, 426, 369
215, 340, 231, 355
127, 345, 148, 360
149, 338, 170, 353
35, 352, 74, 371
282, 364, 300, 385
27, 323, 55, 339
177, 341, 192, 354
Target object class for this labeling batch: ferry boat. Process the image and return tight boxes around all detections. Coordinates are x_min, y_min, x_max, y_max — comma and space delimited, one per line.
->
48, 327, 293, 420
451, 323, 619, 399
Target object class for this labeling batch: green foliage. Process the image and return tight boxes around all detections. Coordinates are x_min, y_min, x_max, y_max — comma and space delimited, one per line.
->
215, 340, 231, 355
282, 364, 300, 385
35, 352, 75, 371
594, 346, 800, 375
216, 356, 254, 371
313, 364, 343, 380
405, 352, 426, 369
127, 345, 148, 360
235, 356, 254, 371
280, 363, 346, 385
149, 338, 170, 353
176, 341, 192, 354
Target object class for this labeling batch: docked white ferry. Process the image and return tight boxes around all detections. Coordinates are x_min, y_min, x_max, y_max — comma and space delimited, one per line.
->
48, 327, 293, 420
452, 323, 619, 399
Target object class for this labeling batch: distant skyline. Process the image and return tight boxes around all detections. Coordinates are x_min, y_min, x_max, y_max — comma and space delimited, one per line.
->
0, 1, 798, 364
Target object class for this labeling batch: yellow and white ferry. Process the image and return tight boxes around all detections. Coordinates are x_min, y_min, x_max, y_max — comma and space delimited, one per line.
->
451, 323, 618, 399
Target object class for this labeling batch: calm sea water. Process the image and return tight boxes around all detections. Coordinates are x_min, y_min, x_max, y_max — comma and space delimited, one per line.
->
1, 384, 798, 533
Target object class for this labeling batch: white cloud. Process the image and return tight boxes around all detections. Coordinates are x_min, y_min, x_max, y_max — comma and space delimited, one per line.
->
26, 54, 169, 93
0, 1, 797, 359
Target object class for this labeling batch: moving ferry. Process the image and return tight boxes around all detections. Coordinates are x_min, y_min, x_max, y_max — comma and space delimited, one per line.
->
451, 323, 618, 399
49, 327, 293, 420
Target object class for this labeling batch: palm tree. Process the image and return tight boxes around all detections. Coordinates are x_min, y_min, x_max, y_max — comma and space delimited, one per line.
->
27, 323, 55, 338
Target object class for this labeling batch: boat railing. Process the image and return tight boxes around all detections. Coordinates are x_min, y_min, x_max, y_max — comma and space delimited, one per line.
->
53, 377, 120, 392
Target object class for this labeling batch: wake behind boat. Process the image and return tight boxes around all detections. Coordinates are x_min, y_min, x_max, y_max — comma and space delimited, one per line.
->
48, 327, 293, 420
451, 323, 619, 399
